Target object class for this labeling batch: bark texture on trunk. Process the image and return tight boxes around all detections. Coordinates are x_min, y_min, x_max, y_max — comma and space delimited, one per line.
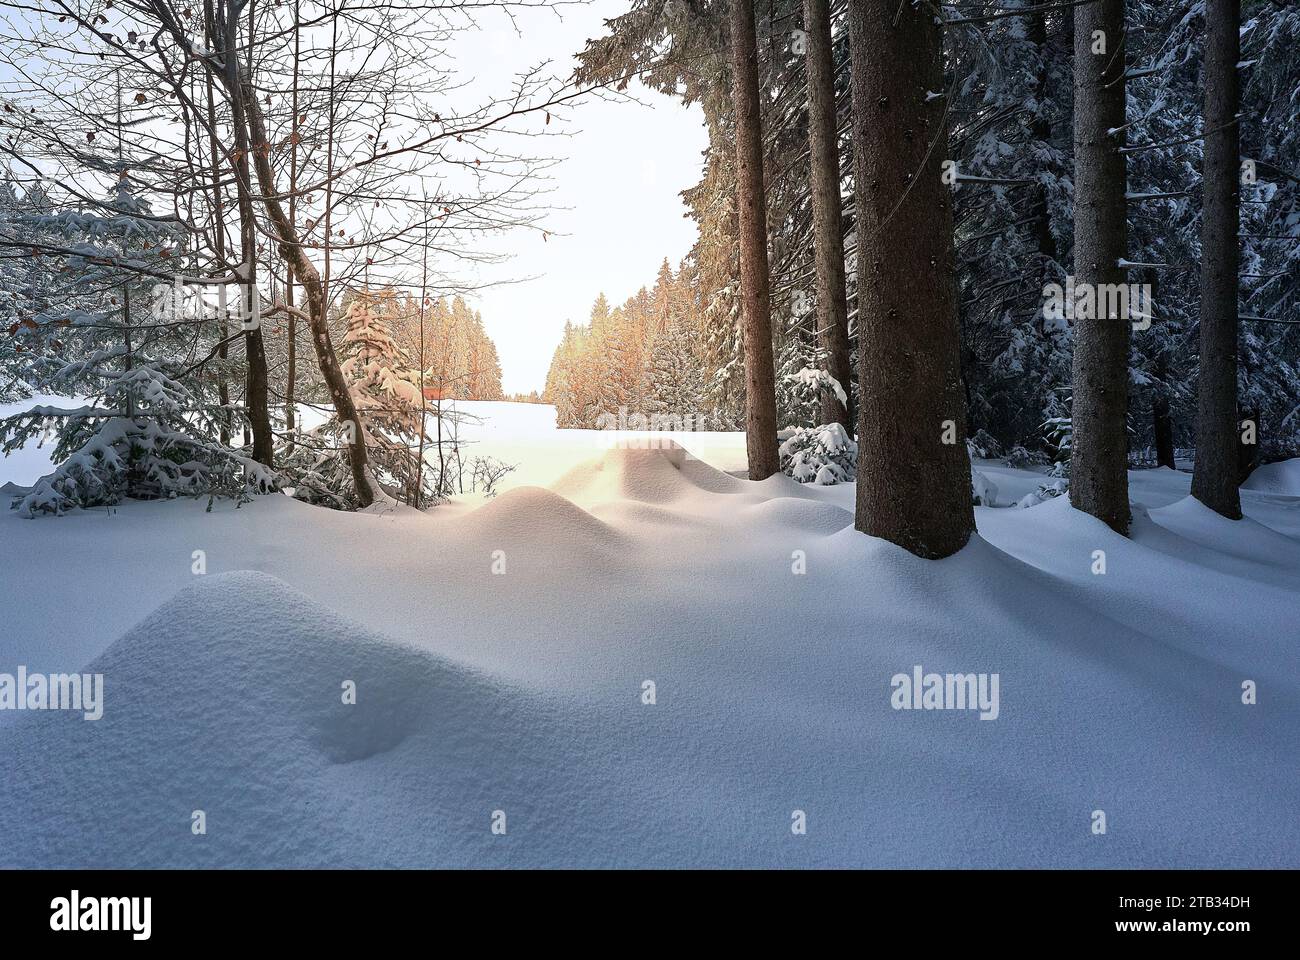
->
803, 0, 853, 430
847, 0, 974, 559
221, 1, 273, 468
1190, 0, 1243, 519
1070, 0, 1131, 534
729, 0, 781, 480
285, 0, 300, 439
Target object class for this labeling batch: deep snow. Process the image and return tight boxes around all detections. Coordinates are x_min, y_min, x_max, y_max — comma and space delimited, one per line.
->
0, 402, 1296, 867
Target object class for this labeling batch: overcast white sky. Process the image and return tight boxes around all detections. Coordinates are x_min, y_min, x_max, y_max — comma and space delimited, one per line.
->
450, 2, 707, 396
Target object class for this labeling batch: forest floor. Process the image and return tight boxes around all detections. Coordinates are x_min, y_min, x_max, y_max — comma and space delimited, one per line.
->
1, 401, 1297, 867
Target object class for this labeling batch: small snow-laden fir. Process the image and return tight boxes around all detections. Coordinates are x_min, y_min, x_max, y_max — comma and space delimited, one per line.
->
778, 422, 856, 485
777, 353, 847, 430
340, 292, 426, 500
0, 174, 274, 516
279, 290, 431, 509
1015, 478, 1069, 510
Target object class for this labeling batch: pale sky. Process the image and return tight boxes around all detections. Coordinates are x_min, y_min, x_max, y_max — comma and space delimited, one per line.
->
449, 3, 708, 396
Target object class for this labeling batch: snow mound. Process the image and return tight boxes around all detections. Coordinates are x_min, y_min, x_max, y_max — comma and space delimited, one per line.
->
88, 572, 438, 765
551, 442, 742, 506
1, 498, 1297, 868
3, 437, 1298, 868
0, 572, 549, 867
589, 499, 704, 530
1242, 457, 1300, 496
743, 496, 854, 535
978, 494, 1300, 677
1142, 496, 1300, 590
455, 485, 624, 547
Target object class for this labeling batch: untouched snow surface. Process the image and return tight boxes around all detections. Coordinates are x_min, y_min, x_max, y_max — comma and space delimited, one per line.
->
0, 402, 1297, 867
1242, 457, 1300, 497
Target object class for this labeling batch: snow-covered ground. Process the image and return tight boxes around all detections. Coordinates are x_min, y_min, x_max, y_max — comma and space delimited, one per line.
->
0, 401, 1296, 867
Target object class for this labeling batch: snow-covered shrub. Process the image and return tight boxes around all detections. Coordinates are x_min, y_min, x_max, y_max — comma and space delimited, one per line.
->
469, 456, 517, 498
779, 422, 857, 485
1003, 445, 1047, 468
1, 174, 273, 516
8, 395, 276, 517
775, 326, 846, 428
1016, 479, 1069, 509
966, 429, 1002, 461
1042, 416, 1072, 474
276, 428, 357, 510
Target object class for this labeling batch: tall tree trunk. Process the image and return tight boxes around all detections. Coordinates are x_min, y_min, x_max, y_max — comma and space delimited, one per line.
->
1070, 0, 1130, 534
222, 0, 274, 467
285, 277, 296, 434
285, 0, 300, 440
414, 203, 431, 509
204, 71, 232, 448
847, 0, 974, 559
803, 0, 853, 431
1190, 0, 1243, 518
729, 0, 780, 480
230, 62, 378, 506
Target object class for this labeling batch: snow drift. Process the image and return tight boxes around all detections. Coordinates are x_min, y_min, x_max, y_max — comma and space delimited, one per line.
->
0, 432, 1297, 868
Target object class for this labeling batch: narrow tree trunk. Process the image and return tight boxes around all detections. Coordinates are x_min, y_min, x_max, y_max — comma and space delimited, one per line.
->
232, 66, 377, 506
204, 70, 231, 448
803, 0, 853, 431
1070, 0, 1131, 534
1190, 0, 1243, 518
285, 279, 296, 433
846, 0, 974, 559
221, 0, 273, 467
729, 0, 781, 479
414, 205, 431, 509
285, 0, 301, 439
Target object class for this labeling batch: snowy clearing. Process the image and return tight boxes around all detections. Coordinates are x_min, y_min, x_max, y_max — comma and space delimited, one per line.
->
0, 402, 1297, 868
